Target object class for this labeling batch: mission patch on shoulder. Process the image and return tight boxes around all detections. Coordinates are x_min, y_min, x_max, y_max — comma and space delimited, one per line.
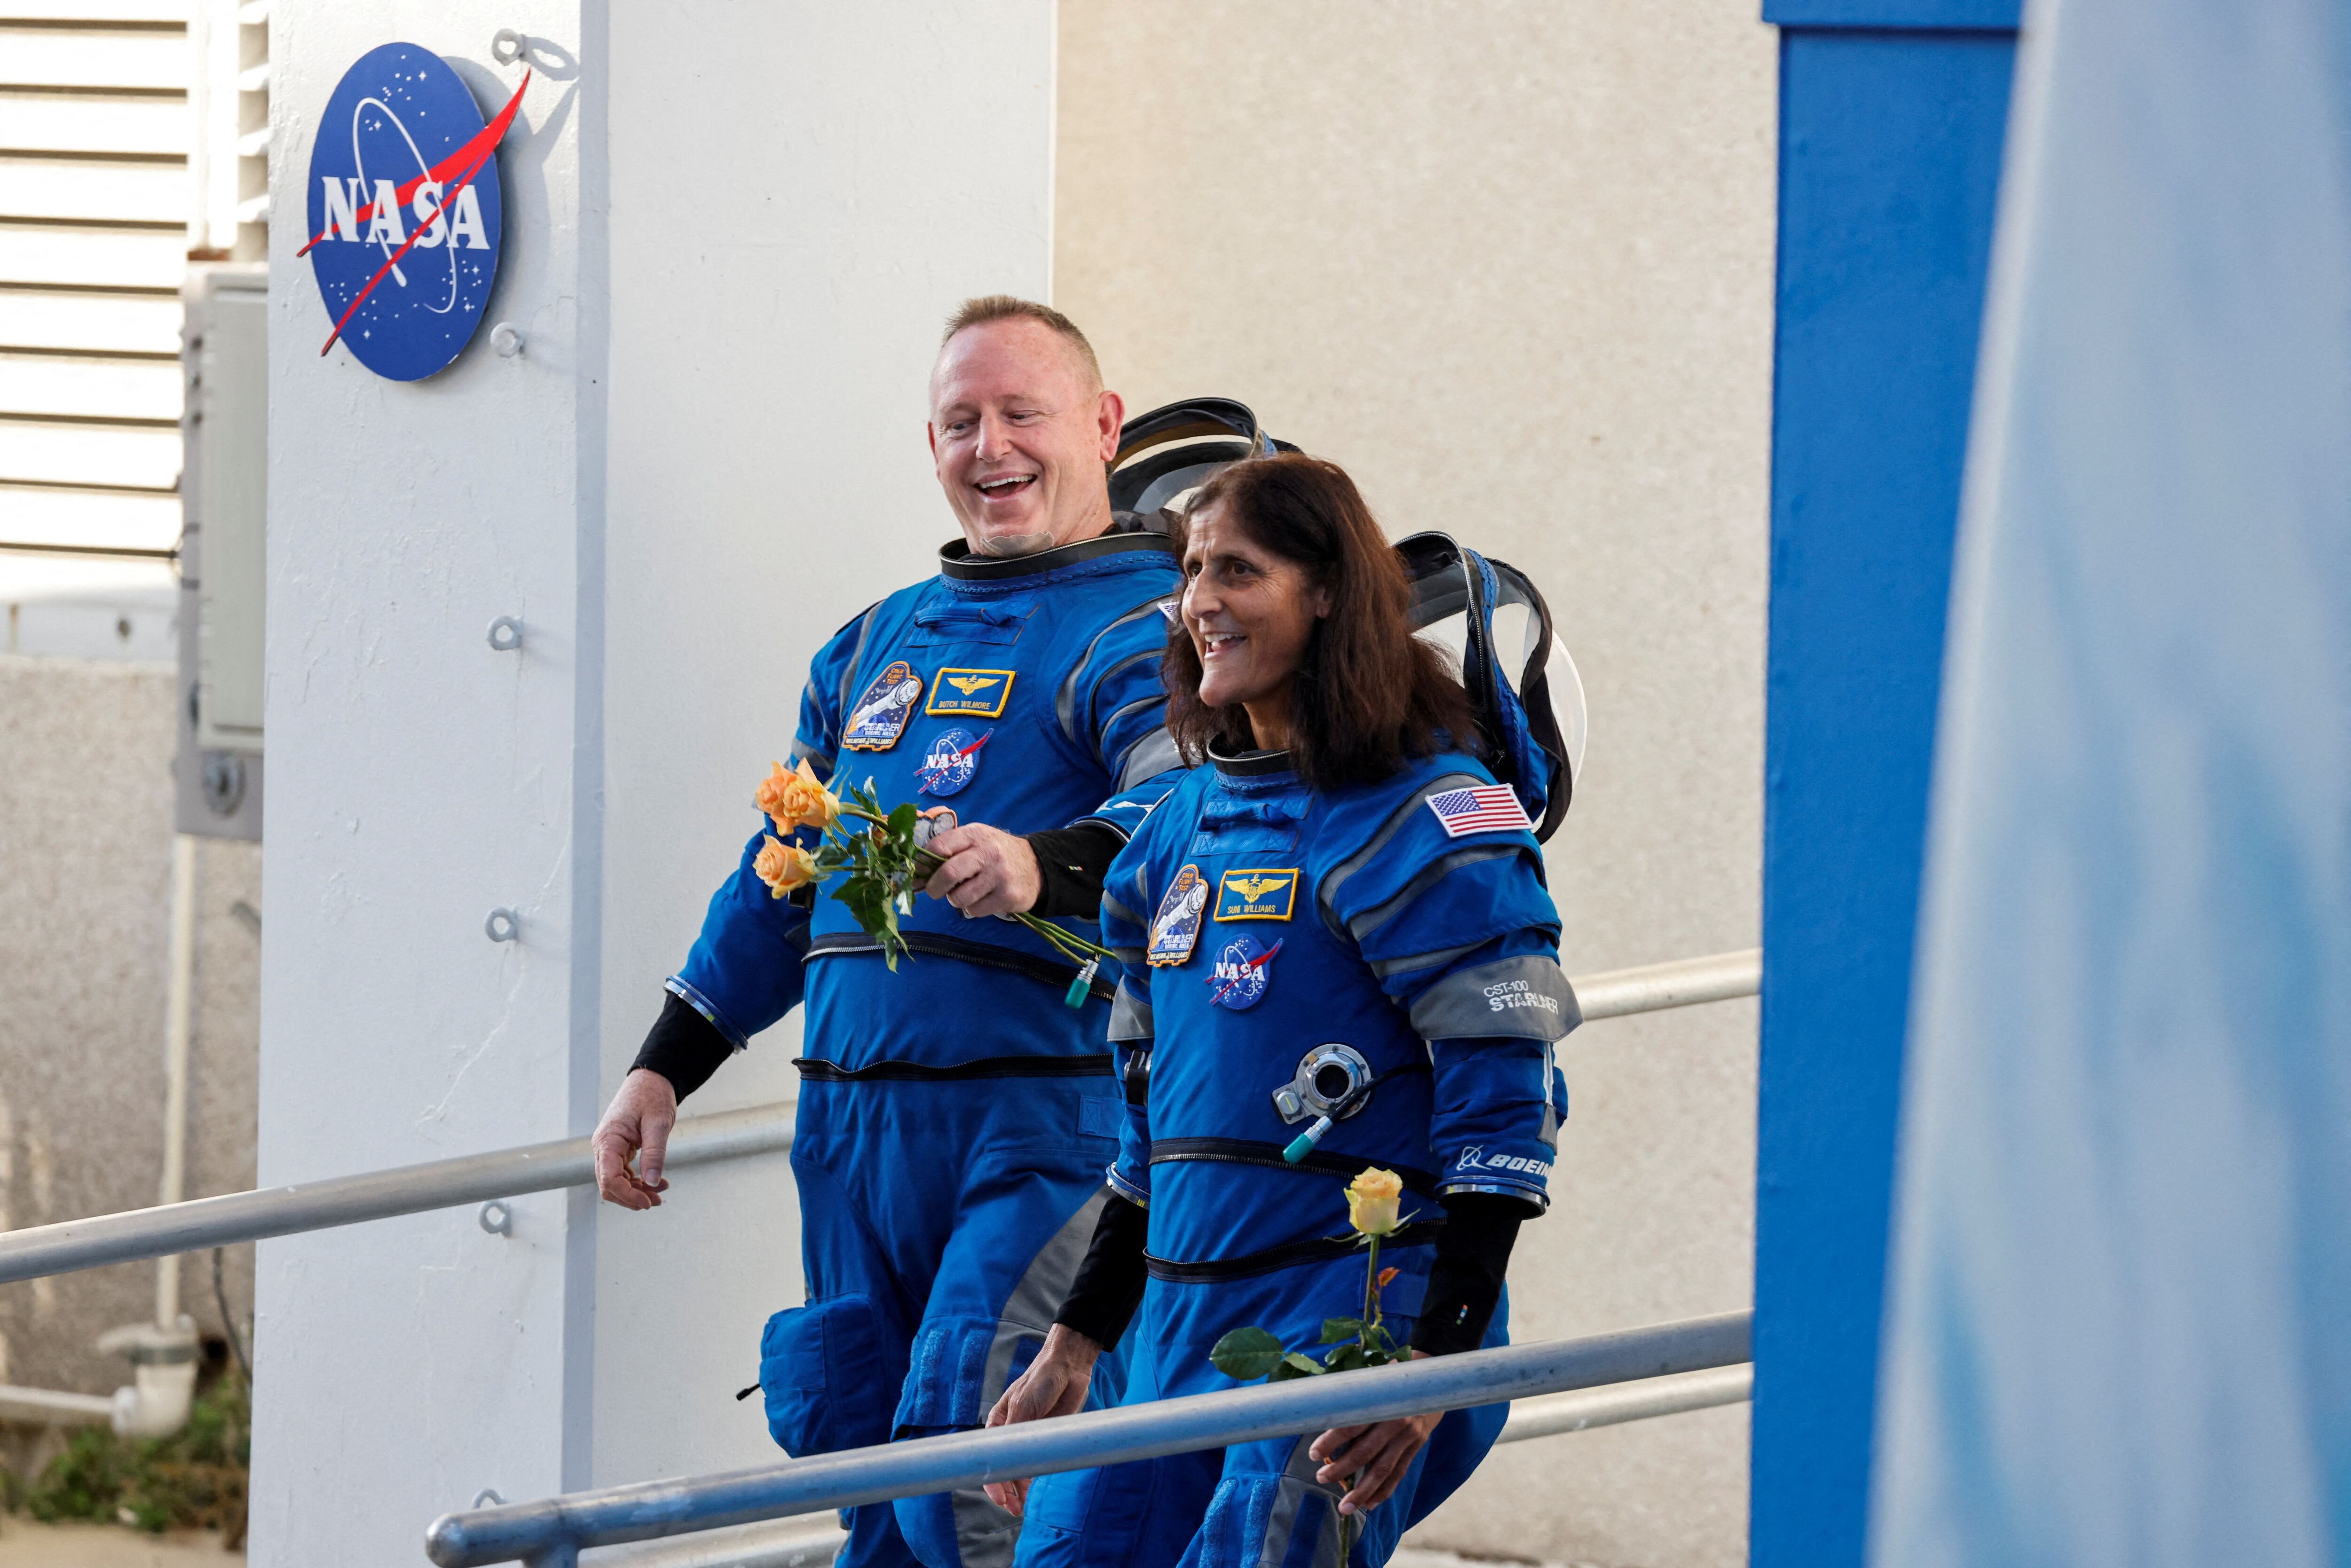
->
1148, 864, 1208, 966
844, 660, 924, 752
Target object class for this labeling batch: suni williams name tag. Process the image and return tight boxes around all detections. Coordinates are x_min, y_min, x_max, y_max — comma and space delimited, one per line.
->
1215, 868, 1299, 922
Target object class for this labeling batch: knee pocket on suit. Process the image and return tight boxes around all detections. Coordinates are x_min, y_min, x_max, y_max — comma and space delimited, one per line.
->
897, 1313, 1055, 1431
760, 1292, 896, 1457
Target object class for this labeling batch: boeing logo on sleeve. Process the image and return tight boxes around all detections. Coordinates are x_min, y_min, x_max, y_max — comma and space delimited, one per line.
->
303, 43, 527, 381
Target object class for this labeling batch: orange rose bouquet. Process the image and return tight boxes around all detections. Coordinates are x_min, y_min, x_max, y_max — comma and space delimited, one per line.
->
748, 759, 1111, 996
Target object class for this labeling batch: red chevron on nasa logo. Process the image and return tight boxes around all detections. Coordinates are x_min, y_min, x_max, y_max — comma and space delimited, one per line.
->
1424, 784, 1533, 838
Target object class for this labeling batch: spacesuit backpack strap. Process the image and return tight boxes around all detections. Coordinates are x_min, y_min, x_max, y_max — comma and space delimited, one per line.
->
1395, 533, 1585, 842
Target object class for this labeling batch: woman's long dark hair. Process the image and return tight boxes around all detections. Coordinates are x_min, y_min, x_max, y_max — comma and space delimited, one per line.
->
1165, 454, 1479, 789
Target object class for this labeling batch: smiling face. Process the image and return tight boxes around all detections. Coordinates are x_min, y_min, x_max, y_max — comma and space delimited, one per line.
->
927, 318, 1123, 558
1181, 500, 1331, 749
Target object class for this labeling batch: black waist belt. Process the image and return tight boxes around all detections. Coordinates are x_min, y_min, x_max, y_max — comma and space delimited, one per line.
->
796, 1054, 1114, 1083
1145, 1223, 1443, 1284
1147, 1137, 1441, 1197
805, 930, 1116, 1002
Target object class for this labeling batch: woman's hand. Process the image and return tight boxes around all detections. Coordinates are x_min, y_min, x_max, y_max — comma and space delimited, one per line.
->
980, 1324, 1103, 1516
1308, 1351, 1441, 1517
921, 817, 1043, 917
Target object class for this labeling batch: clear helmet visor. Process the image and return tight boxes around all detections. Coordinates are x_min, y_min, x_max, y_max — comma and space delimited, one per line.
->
1414, 595, 1587, 788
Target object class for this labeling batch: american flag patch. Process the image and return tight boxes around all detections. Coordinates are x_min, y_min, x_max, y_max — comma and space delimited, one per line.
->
1425, 785, 1534, 838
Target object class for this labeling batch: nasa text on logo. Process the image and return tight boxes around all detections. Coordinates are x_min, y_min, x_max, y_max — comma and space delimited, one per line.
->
1206, 934, 1279, 1011
305, 43, 517, 380
915, 727, 990, 798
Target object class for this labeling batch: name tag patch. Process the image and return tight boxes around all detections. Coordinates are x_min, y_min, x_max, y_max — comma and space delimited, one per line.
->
925, 667, 1016, 718
1215, 868, 1299, 922
1148, 864, 1208, 967
844, 660, 923, 752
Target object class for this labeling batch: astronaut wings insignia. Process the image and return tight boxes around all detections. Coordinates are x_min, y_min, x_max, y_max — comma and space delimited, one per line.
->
1215, 868, 1299, 922
926, 667, 1016, 718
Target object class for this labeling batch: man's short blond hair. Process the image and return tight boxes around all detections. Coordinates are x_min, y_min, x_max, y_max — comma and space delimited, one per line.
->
940, 295, 1104, 391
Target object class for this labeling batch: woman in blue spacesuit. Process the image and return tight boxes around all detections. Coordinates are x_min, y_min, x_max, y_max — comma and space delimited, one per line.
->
981, 455, 1580, 1568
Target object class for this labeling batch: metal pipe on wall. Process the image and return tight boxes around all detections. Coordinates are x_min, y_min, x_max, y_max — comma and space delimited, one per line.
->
155, 833, 198, 1325
0, 949, 1762, 1289
0, 1101, 798, 1286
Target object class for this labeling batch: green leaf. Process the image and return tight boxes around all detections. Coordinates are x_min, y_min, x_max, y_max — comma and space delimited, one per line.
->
1320, 1318, 1366, 1345
1209, 1326, 1286, 1381
1277, 1352, 1327, 1379
888, 802, 920, 838
1323, 1341, 1369, 1372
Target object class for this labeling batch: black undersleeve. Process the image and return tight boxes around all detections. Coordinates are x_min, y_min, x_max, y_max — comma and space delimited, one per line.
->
629, 992, 734, 1102
1410, 1190, 1539, 1357
1026, 823, 1126, 919
1054, 1191, 1150, 1348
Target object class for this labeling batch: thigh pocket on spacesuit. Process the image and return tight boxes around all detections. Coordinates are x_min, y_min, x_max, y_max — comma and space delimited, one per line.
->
758, 1294, 894, 1457
895, 1315, 1020, 1432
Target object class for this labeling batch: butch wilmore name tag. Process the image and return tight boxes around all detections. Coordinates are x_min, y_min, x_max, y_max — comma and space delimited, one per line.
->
926, 668, 1015, 718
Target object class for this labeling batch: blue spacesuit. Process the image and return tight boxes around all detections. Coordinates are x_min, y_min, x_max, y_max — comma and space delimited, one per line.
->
1014, 745, 1579, 1568
673, 528, 1183, 1568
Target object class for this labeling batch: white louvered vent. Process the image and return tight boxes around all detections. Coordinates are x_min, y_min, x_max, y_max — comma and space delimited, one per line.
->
0, 0, 266, 560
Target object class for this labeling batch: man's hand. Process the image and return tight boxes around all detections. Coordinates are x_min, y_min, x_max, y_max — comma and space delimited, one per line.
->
922, 819, 1042, 918
980, 1324, 1102, 1515
1308, 1351, 1441, 1517
592, 1067, 678, 1210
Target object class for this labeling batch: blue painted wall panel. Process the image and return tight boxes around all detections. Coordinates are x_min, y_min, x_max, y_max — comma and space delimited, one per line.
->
1765, 0, 2020, 27
1752, 24, 2013, 1568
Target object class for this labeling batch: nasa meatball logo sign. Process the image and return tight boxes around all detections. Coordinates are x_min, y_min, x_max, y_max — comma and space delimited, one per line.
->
301, 44, 529, 380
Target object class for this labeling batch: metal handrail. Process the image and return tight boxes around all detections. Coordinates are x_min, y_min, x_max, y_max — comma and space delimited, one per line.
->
1571, 947, 1760, 1020
0, 1102, 796, 1285
0, 949, 1761, 1287
574, 1363, 1760, 1568
426, 1311, 1752, 1568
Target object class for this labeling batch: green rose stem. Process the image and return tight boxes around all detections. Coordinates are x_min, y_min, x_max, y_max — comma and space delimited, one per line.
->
830, 801, 1114, 985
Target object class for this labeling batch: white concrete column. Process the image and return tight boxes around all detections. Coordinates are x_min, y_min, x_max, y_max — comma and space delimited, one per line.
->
591, 1, 1053, 1489
255, 1, 1052, 1557
256, 3, 607, 1560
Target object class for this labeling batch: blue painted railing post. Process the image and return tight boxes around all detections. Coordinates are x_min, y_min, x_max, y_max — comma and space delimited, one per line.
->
1752, 5, 2017, 1566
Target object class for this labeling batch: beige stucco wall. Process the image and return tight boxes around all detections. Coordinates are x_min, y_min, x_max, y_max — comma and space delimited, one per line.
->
0, 656, 260, 1403
1056, 5, 1776, 1564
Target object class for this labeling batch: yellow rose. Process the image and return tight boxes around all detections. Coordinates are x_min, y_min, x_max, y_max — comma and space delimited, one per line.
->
1346, 1167, 1404, 1237
752, 835, 820, 898
756, 757, 841, 834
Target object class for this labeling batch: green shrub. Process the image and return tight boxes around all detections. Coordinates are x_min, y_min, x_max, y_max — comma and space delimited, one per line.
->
9, 1375, 248, 1544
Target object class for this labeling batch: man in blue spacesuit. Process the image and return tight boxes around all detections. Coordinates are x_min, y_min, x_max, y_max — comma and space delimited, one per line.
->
589, 297, 1183, 1568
